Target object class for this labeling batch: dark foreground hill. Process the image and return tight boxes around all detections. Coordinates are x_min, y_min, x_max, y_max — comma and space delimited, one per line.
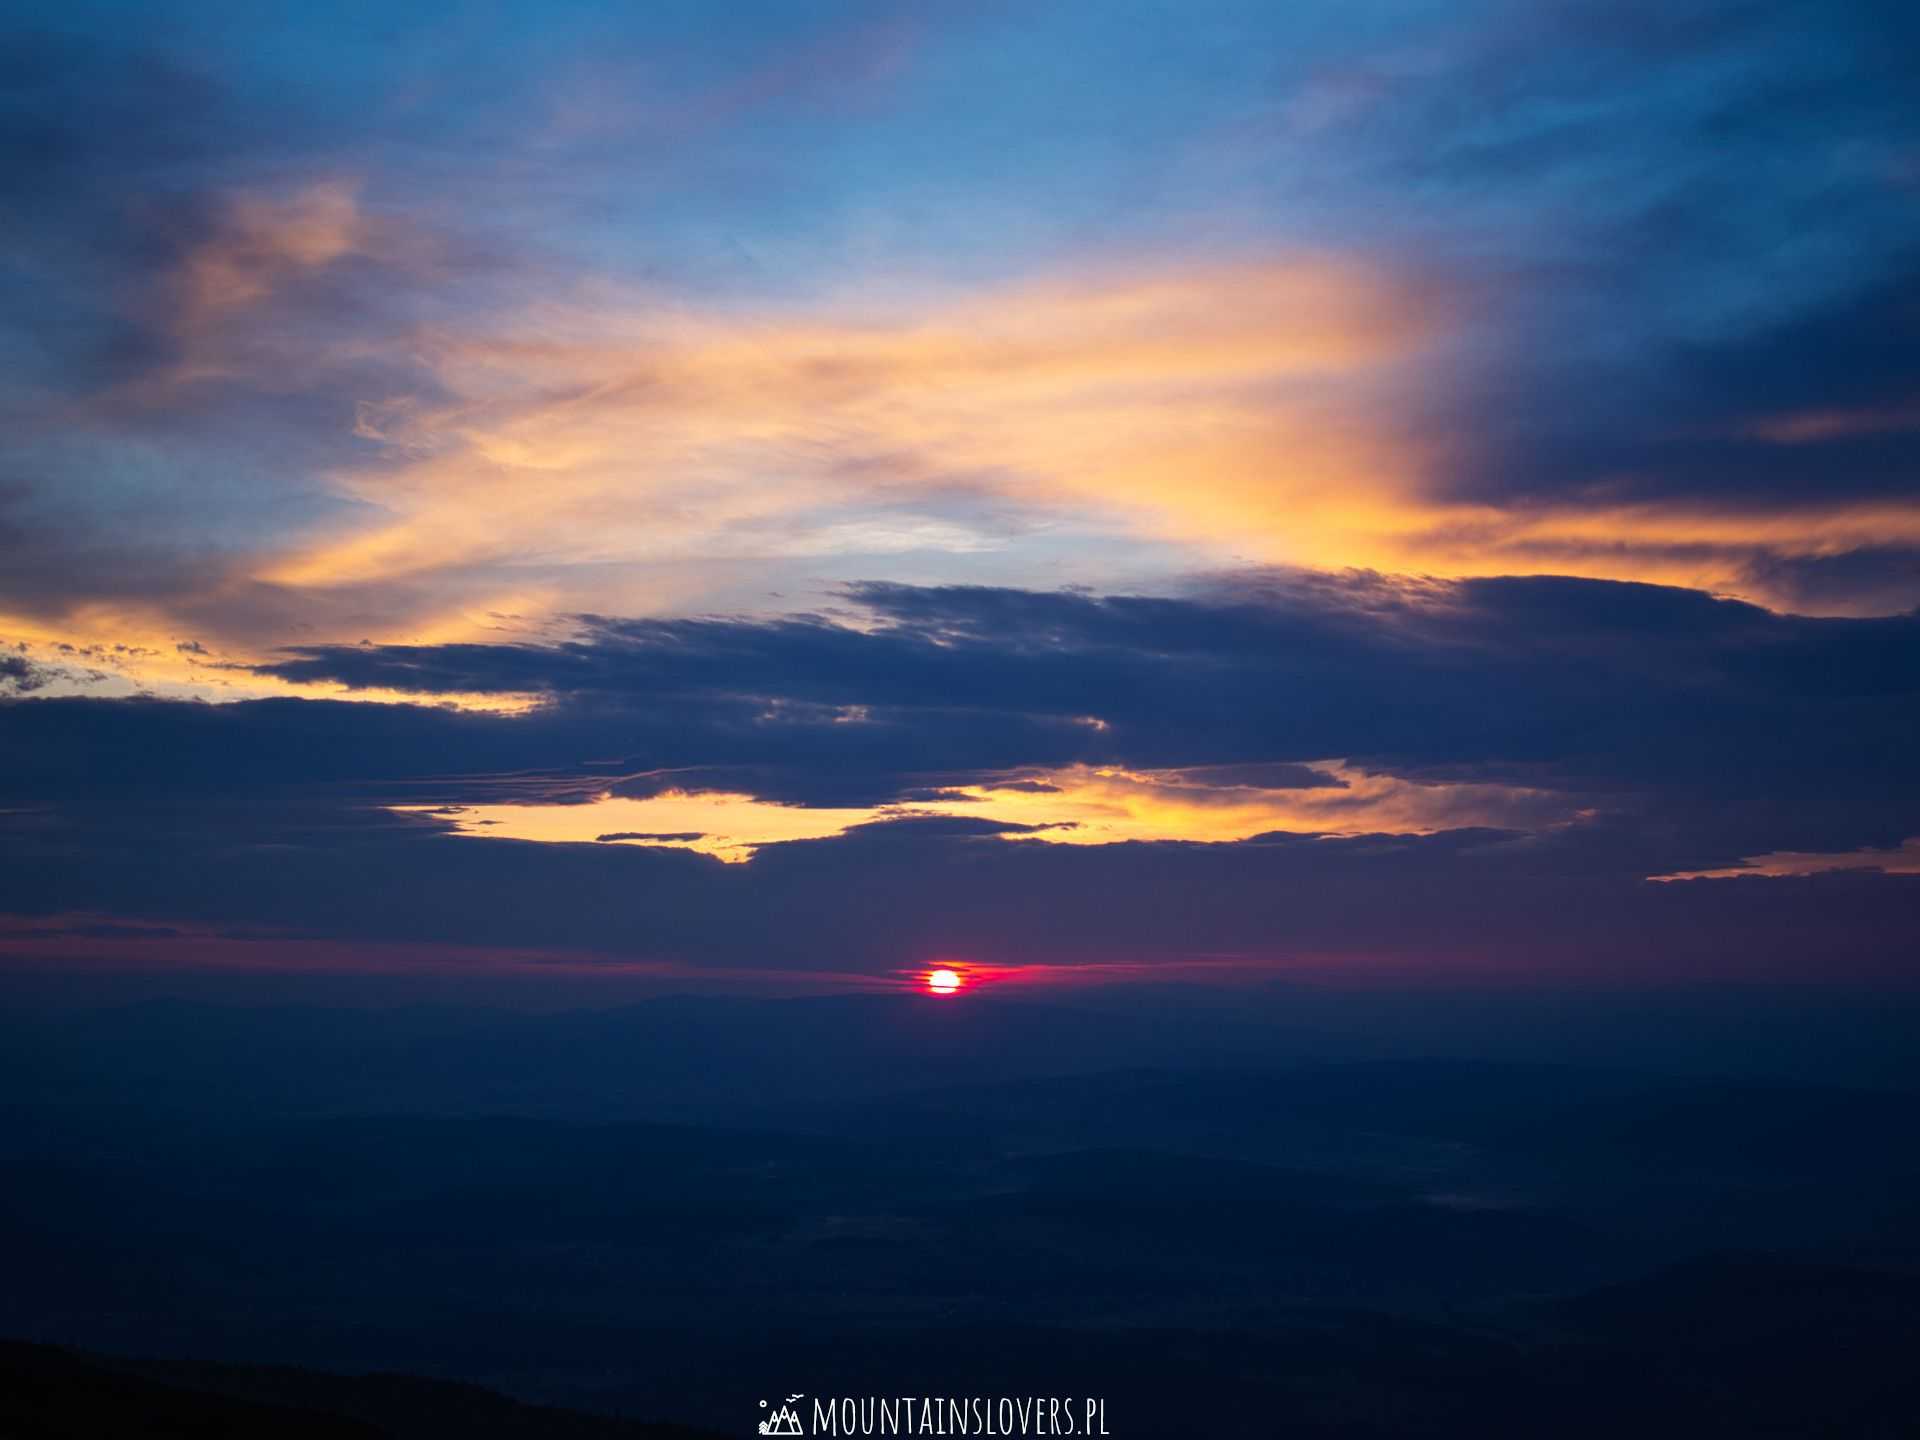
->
8, 1256, 1920, 1438
7, 1024, 1920, 1437
0, 1340, 721, 1440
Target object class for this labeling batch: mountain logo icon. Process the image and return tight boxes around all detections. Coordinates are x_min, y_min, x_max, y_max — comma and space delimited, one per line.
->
758, 1395, 805, 1435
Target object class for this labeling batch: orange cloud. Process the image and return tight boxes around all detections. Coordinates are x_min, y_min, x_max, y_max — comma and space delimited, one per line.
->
261, 250, 1920, 633
1652, 837, 1920, 881
404, 760, 1581, 862
20, 238, 1920, 700
0, 606, 541, 710
262, 255, 1436, 600
179, 180, 367, 319
1742, 397, 1920, 445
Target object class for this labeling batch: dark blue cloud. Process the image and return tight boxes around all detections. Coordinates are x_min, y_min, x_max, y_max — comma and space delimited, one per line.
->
4, 574, 1916, 978
230, 574, 1920, 855
1436, 260, 1920, 512
1294, 0, 1920, 586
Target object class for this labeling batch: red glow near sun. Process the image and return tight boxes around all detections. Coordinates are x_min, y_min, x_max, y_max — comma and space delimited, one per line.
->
926, 967, 963, 995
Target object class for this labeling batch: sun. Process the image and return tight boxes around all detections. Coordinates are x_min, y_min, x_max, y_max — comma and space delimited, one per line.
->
926, 967, 963, 995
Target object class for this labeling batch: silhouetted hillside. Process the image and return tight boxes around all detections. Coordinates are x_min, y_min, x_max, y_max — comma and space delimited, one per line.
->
0, 1340, 720, 1439
7, 1016, 1920, 1437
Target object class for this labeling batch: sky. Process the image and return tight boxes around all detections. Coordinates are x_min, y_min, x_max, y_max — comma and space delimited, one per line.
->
3, 0, 1917, 994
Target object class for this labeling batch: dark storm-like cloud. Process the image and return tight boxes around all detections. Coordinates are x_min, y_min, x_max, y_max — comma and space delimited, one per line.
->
2, 574, 1914, 880
1309, 0, 1920, 602
1440, 261, 1920, 513
236, 573, 1920, 856
5, 572, 1918, 979
2, 789, 1913, 982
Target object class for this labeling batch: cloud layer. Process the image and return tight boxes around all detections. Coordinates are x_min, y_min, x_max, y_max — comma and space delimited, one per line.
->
5, 574, 1915, 982
3, 0, 1916, 987
6, 0, 1920, 705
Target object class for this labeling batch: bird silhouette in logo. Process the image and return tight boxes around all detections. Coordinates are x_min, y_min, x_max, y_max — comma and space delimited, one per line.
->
759, 1395, 805, 1435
